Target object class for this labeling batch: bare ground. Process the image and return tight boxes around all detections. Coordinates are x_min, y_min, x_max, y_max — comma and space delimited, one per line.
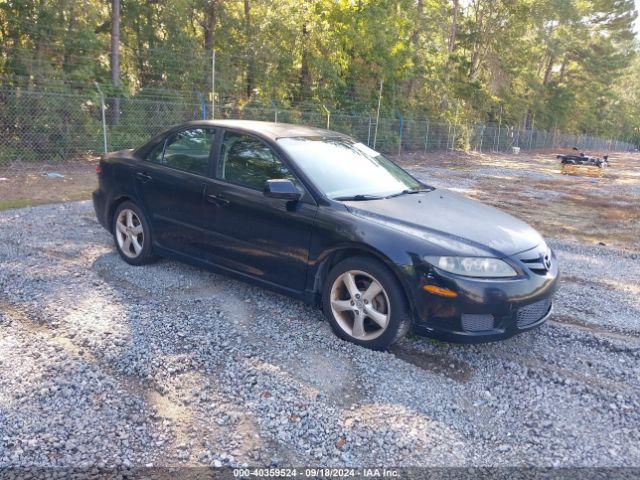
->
0, 159, 98, 211
395, 149, 640, 251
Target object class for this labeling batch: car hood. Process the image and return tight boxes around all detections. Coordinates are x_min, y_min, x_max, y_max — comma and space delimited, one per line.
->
345, 189, 544, 257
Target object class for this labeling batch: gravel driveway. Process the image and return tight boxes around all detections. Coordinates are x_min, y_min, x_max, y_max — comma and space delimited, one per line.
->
1, 194, 639, 467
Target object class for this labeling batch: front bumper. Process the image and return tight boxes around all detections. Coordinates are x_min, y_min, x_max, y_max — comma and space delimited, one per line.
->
408, 253, 560, 343
412, 299, 554, 343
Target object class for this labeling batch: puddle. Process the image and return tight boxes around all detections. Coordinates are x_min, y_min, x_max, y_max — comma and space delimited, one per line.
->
390, 344, 474, 383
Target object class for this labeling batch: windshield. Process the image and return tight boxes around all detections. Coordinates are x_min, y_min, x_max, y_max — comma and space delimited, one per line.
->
277, 137, 423, 199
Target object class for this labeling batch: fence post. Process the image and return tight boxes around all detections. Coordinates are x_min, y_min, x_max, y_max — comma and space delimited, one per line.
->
94, 82, 108, 154
396, 112, 404, 155
373, 80, 383, 149
196, 92, 206, 119
211, 49, 216, 119
322, 105, 330, 130
424, 119, 430, 153
451, 122, 457, 151
478, 124, 484, 153
367, 114, 372, 146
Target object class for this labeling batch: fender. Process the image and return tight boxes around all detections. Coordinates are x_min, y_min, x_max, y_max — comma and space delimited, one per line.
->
306, 241, 420, 318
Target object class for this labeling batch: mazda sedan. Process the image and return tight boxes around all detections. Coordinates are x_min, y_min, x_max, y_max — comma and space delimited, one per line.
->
93, 120, 559, 350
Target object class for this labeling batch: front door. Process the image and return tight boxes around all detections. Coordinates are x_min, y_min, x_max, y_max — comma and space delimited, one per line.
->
134, 127, 215, 257
201, 130, 317, 292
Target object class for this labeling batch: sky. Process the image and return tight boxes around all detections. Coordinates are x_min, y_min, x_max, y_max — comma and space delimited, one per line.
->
636, 0, 640, 35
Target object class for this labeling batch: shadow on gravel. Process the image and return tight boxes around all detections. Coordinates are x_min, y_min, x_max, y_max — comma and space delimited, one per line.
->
389, 344, 474, 383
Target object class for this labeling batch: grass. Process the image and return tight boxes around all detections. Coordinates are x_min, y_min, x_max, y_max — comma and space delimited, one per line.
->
0, 191, 92, 212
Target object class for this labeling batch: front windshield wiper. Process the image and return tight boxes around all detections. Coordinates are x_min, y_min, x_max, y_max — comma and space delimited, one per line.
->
385, 187, 434, 199
333, 194, 385, 201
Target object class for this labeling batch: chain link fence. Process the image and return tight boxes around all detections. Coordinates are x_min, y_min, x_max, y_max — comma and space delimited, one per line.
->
0, 87, 635, 173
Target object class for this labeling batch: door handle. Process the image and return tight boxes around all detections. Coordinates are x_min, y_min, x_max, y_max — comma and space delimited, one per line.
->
135, 172, 152, 183
206, 193, 230, 206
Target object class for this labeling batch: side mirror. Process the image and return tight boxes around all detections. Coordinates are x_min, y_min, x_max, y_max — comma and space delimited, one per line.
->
263, 179, 302, 201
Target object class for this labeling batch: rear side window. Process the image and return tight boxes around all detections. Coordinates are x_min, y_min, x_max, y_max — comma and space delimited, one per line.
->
158, 128, 215, 176
217, 131, 295, 190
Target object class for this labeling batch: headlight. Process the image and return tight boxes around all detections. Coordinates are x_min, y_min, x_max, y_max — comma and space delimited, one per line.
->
424, 256, 517, 278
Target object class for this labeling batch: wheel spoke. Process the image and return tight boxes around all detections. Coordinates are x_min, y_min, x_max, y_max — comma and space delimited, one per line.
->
126, 210, 134, 227
116, 222, 127, 234
331, 299, 353, 312
123, 235, 132, 253
352, 313, 365, 338
131, 236, 143, 254
362, 280, 383, 302
342, 272, 360, 299
365, 307, 388, 329
131, 224, 143, 235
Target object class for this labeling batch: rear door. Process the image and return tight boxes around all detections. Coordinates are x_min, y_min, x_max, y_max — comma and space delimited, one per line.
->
200, 129, 317, 292
134, 126, 216, 257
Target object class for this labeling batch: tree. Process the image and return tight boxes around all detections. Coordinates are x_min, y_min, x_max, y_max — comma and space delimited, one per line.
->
111, 0, 121, 124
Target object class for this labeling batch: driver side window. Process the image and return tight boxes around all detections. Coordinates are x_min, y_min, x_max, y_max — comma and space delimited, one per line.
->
217, 131, 296, 190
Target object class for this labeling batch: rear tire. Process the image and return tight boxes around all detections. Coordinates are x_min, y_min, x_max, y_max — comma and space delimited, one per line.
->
112, 201, 156, 265
322, 256, 411, 350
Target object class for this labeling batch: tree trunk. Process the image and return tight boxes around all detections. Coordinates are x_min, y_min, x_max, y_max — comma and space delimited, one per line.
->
244, 0, 254, 99
204, 0, 218, 92
61, 1, 76, 74
405, 0, 424, 98
542, 54, 555, 86
299, 22, 311, 101
204, 0, 218, 54
110, 0, 121, 125
448, 0, 459, 54
470, 50, 481, 81
558, 55, 568, 83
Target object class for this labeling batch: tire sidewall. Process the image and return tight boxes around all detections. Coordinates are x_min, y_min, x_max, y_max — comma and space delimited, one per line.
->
112, 201, 154, 265
322, 256, 410, 350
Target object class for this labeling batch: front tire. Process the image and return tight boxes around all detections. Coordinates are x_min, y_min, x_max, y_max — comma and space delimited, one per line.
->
112, 201, 155, 265
322, 256, 411, 350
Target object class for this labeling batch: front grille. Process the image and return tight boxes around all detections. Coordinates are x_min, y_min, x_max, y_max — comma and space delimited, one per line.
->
517, 244, 552, 275
516, 298, 552, 328
461, 314, 494, 332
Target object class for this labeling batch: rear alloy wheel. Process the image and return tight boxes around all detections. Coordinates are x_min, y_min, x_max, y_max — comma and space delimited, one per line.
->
115, 209, 144, 258
113, 201, 155, 265
322, 256, 411, 350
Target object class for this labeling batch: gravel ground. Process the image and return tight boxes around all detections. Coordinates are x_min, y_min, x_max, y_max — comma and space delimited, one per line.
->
1, 181, 639, 467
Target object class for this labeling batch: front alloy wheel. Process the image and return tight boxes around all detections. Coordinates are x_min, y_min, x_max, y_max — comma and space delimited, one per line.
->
322, 256, 410, 350
330, 270, 390, 341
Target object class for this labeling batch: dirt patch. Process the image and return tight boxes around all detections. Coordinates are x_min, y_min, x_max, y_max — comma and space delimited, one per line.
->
0, 159, 98, 210
551, 314, 640, 345
390, 343, 474, 383
396, 149, 640, 251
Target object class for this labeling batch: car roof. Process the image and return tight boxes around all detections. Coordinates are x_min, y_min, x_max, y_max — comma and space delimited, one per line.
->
181, 119, 347, 140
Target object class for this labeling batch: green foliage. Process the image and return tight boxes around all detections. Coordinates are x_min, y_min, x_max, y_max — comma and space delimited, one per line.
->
0, 0, 638, 144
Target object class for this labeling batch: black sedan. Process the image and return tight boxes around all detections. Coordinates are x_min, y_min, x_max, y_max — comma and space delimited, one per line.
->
93, 120, 559, 350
